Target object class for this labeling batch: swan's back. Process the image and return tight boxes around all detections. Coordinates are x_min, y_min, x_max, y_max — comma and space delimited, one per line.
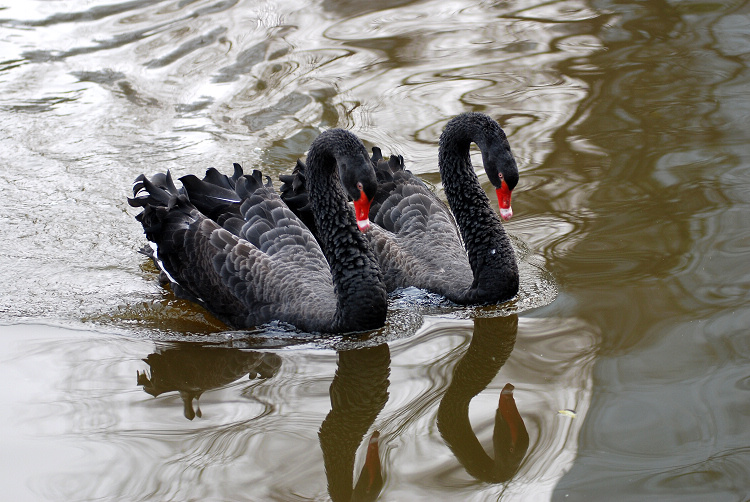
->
130, 169, 338, 331
365, 154, 474, 295
281, 150, 475, 297
277, 114, 518, 306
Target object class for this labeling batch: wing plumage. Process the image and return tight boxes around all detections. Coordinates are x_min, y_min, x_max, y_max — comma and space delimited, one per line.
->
129, 167, 337, 331
281, 149, 474, 296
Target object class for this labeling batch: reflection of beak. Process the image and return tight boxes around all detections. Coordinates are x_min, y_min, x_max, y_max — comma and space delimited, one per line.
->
498, 383, 522, 450
353, 189, 371, 232
496, 181, 513, 221
363, 431, 380, 488
353, 431, 383, 501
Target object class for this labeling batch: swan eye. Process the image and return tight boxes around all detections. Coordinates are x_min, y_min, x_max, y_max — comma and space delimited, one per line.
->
357, 182, 363, 190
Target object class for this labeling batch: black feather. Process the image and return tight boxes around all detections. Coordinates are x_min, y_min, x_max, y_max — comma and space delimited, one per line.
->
129, 130, 387, 333
279, 113, 519, 305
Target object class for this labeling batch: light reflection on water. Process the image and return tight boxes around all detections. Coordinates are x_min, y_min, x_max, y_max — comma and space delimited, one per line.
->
548, 0, 750, 499
2, 0, 749, 499
1, 316, 594, 501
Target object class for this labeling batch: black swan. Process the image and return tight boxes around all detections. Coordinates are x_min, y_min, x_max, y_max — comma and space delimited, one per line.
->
280, 112, 520, 304
128, 129, 387, 333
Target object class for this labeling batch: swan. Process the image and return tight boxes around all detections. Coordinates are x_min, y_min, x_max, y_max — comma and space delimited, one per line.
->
128, 129, 387, 333
280, 112, 520, 304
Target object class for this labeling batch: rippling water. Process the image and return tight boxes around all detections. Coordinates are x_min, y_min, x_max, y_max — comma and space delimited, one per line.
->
1, 0, 749, 500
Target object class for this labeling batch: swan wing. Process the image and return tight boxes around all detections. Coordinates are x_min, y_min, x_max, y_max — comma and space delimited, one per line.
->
369, 168, 474, 293
131, 172, 337, 330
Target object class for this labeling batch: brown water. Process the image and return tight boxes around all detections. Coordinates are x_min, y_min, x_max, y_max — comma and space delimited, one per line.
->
1, 0, 748, 500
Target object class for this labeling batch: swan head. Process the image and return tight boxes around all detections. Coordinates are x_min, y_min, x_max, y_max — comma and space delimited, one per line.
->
340, 162, 376, 232
481, 134, 518, 222
442, 112, 519, 221
453, 114, 519, 222
352, 183, 372, 232
307, 128, 379, 232
332, 139, 378, 233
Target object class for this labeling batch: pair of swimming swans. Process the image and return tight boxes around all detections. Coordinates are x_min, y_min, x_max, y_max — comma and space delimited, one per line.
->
129, 112, 520, 333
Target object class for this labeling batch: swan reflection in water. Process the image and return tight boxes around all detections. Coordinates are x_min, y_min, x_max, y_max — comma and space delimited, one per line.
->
319, 344, 390, 502
438, 315, 529, 483
137, 344, 281, 420
136, 341, 388, 500
317, 315, 528, 500
135, 314, 525, 498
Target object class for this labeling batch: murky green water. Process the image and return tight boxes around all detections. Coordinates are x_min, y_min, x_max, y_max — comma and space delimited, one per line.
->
1, 0, 749, 500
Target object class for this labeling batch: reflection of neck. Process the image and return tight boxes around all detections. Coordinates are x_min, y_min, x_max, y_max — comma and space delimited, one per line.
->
437, 316, 526, 482
318, 344, 390, 502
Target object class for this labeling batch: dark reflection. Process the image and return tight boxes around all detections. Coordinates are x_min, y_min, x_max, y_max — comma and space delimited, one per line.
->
138, 344, 281, 419
212, 28, 291, 84
241, 92, 312, 131
0, 0, 168, 27
321, 0, 417, 17
319, 344, 390, 502
13, 0, 238, 63
146, 26, 228, 69
551, 0, 750, 498
437, 315, 528, 483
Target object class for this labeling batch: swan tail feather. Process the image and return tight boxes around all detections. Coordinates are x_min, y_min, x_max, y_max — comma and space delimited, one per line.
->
201, 162, 244, 190
128, 171, 180, 209
178, 169, 242, 223
279, 159, 316, 234
131, 174, 250, 322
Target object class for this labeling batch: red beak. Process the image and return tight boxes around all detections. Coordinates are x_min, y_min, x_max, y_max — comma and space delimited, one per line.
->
353, 188, 371, 232
496, 180, 513, 221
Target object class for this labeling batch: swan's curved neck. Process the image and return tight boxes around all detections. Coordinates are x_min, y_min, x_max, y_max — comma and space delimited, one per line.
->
436, 316, 521, 482
306, 144, 386, 332
318, 345, 389, 501
438, 120, 518, 303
